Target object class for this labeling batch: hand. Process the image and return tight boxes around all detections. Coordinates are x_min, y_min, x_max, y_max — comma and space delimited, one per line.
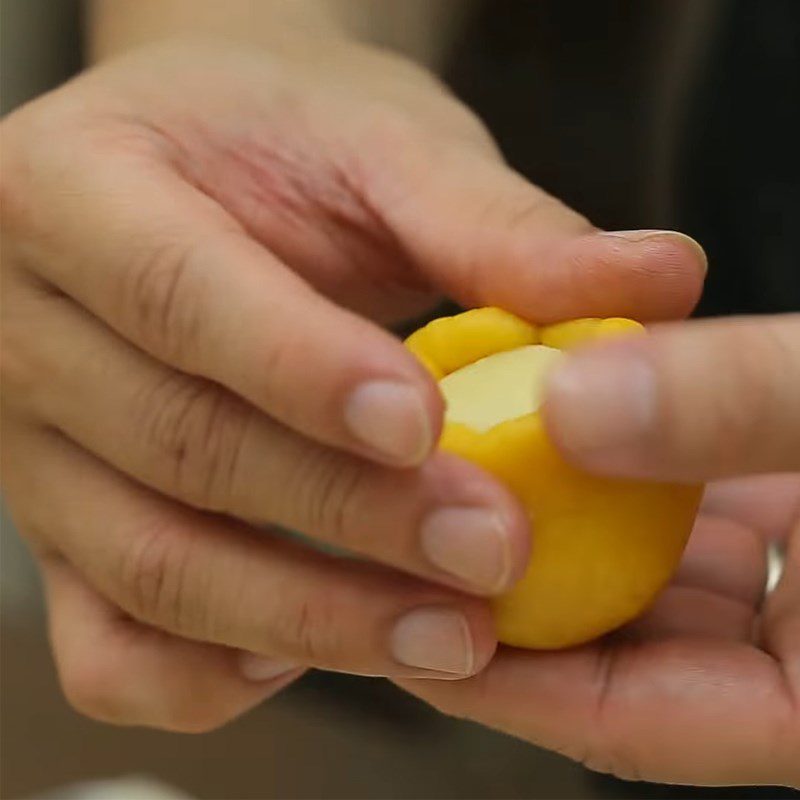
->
0, 37, 704, 732
397, 315, 800, 786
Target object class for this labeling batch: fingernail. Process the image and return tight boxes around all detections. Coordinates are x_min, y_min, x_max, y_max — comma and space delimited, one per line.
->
390, 607, 474, 676
239, 654, 298, 682
546, 348, 657, 455
601, 230, 708, 273
420, 507, 511, 593
602, 228, 675, 242
345, 380, 433, 465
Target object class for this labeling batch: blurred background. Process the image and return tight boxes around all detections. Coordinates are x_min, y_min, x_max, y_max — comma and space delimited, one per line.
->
2, 0, 798, 797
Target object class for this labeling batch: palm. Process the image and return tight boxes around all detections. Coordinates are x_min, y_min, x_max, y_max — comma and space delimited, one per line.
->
396, 474, 800, 787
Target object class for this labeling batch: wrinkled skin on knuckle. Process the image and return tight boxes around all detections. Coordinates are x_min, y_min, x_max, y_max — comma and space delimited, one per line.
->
290, 448, 370, 547
579, 648, 653, 783
256, 322, 310, 421
117, 514, 202, 636
270, 588, 342, 666
498, 189, 588, 242
135, 373, 252, 511
121, 235, 204, 366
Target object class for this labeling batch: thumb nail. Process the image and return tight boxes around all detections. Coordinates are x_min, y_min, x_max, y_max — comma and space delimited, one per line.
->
601, 230, 708, 274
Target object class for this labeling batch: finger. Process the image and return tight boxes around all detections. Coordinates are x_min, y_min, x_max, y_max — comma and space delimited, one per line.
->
6, 423, 496, 679
761, 522, 800, 688
366, 139, 707, 321
14, 150, 439, 467
41, 557, 300, 732
621, 586, 756, 643
544, 314, 800, 481
702, 474, 800, 544
620, 514, 769, 643
673, 514, 768, 607
396, 639, 799, 786
13, 287, 529, 595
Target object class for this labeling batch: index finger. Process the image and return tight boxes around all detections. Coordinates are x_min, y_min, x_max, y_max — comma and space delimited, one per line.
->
13, 143, 440, 466
543, 315, 800, 482
702, 474, 800, 544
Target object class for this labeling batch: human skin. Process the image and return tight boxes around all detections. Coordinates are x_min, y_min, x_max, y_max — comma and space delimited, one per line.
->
0, 9, 705, 732
398, 318, 800, 786
4, 0, 796, 787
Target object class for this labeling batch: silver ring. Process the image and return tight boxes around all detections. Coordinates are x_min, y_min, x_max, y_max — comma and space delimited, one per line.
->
766, 542, 786, 595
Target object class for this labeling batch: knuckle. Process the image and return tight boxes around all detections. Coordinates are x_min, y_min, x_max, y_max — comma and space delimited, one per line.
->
466, 190, 589, 299
500, 191, 581, 237
273, 591, 340, 664
118, 515, 200, 635
289, 448, 369, 545
580, 646, 646, 782
122, 236, 203, 365
136, 374, 252, 510
258, 324, 307, 421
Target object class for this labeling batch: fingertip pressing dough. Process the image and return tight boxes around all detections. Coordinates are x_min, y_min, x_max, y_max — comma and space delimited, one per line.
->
406, 308, 703, 649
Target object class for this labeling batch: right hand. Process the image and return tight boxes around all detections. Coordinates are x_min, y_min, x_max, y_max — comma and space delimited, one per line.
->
0, 36, 706, 732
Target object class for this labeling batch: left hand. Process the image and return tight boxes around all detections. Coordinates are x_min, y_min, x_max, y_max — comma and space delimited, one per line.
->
0, 37, 705, 730
396, 315, 800, 787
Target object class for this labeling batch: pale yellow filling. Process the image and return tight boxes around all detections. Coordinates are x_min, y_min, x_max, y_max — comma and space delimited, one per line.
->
439, 344, 564, 432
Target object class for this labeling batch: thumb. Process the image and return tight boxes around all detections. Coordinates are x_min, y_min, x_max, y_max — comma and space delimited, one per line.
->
542, 314, 800, 482
371, 144, 707, 322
